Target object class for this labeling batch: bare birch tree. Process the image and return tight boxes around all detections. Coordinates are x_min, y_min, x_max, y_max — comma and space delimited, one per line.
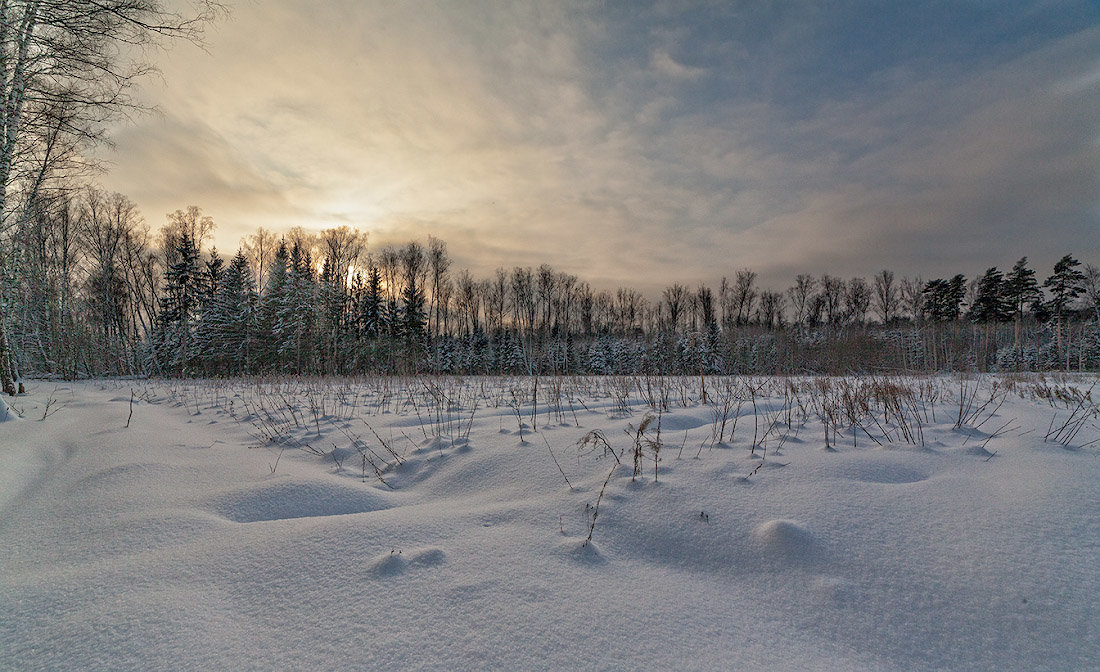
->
0, 0, 219, 394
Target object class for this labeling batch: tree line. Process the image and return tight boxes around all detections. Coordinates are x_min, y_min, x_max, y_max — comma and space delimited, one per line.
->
0, 1, 1096, 390
3, 187, 1098, 385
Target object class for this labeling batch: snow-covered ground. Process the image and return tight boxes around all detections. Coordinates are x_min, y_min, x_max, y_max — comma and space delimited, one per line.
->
2, 374, 1098, 671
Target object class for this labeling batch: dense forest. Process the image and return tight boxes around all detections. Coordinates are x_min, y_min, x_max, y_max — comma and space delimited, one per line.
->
0, 1, 1097, 391
2, 190, 1098, 384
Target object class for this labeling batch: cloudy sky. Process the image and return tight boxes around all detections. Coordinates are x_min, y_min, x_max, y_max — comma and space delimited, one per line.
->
100, 0, 1099, 292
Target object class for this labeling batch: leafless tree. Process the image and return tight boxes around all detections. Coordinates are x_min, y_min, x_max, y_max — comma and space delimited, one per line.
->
694, 285, 715, 330
732, 269, 757, 325
378, 246, 401, 309
873, 269, 899, 325
616, 287, 645, 335
1083, 264, 1100, 322
819, 274, 845, 325
426, 236, 449, 336
554, 272, 577, 336
242, 227, 278, 292
536, 263, 557, 336
510, 266, 535, 335
454, 270, 479, 336
845, 277, 872, 326
80, 188, 145, 370
576, 281, 594, 336
663, 283, 688, 332
320, 225, 365, 290
593, 290, 614, 335
0, 1, 220, 394
900, 276, 925, 323
483, 268, 508, 335
719, 276, 732, 330
161, 206, 215, 265
756, 290, 785, 329
787, 274, 816, 327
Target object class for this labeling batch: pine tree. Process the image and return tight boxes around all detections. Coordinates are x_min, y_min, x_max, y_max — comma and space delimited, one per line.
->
1003, 257, 1039, 369
1044, 255, 1085, 319
1005, 258, 1039, 318
922, 276, 967, 322
1044, 254, 1086, 367
969, 267, 1010, 323
152, 232, 201, 374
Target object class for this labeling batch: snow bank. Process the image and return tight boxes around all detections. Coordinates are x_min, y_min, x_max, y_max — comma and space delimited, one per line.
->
2, 375, 1097, 671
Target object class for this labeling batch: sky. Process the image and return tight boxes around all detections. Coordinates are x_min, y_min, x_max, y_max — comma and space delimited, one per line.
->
99, 0, 1100, 292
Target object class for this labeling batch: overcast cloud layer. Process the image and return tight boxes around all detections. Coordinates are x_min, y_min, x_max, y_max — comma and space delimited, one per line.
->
99, 0, 1100, 291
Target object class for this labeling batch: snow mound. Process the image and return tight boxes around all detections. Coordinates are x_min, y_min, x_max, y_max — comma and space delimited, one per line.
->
367, 550, 408, 577
658, 412, 710, 431
408, 547, 447, 567
366, 547, 447, 577
209, 476, 393, 523
0, 398, 17, 422
753, 519, 819, 564
556, 538, 606, 565
962, 445, 995, 457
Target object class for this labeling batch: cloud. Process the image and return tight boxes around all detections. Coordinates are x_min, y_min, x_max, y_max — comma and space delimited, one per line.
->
96, 0, 1099, 293
650, 49, 706, 81
100, 114, 309, 242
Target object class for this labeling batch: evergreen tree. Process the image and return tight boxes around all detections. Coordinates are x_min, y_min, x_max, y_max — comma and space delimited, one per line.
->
318, 256, 342, 373
922, 275, 967, 322
361, 264, 385, 339
401, 274, 427, 353
1003, 257, 1040, 369
1044, 254, 1086, 366
193, 248, 224, 370
1044, 255, 1085, 319
969, 267, 1010, 322
280, 241, 317, 372
1005, 257, 1039, 319
399, 242, 427, 367
257, 240, 290, 370
152, 232, 201, 374
203, 250, 256, 373
203, 249, 224, 309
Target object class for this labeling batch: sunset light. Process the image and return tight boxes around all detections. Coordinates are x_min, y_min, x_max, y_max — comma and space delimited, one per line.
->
2, 3, 1098, 670
97, 2, 1099, 291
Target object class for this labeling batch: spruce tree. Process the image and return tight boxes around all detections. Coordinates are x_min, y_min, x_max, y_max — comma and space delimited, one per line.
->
193, 248, 224, 372
258, 241, 290, 370
281, 241, 317, 372
152, 232, 201, 374
362, 264, 385, 339
205, 250, 256, 374
401, 273, 427, 356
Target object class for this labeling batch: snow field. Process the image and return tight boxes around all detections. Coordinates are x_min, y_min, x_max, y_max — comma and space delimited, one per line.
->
1, 374, 1098, 671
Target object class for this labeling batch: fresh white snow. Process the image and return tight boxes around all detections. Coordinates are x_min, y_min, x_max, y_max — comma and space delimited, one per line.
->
1, 375, 1097, 671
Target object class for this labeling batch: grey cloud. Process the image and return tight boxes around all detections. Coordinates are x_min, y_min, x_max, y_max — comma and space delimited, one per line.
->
98, 1, 1098, 292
